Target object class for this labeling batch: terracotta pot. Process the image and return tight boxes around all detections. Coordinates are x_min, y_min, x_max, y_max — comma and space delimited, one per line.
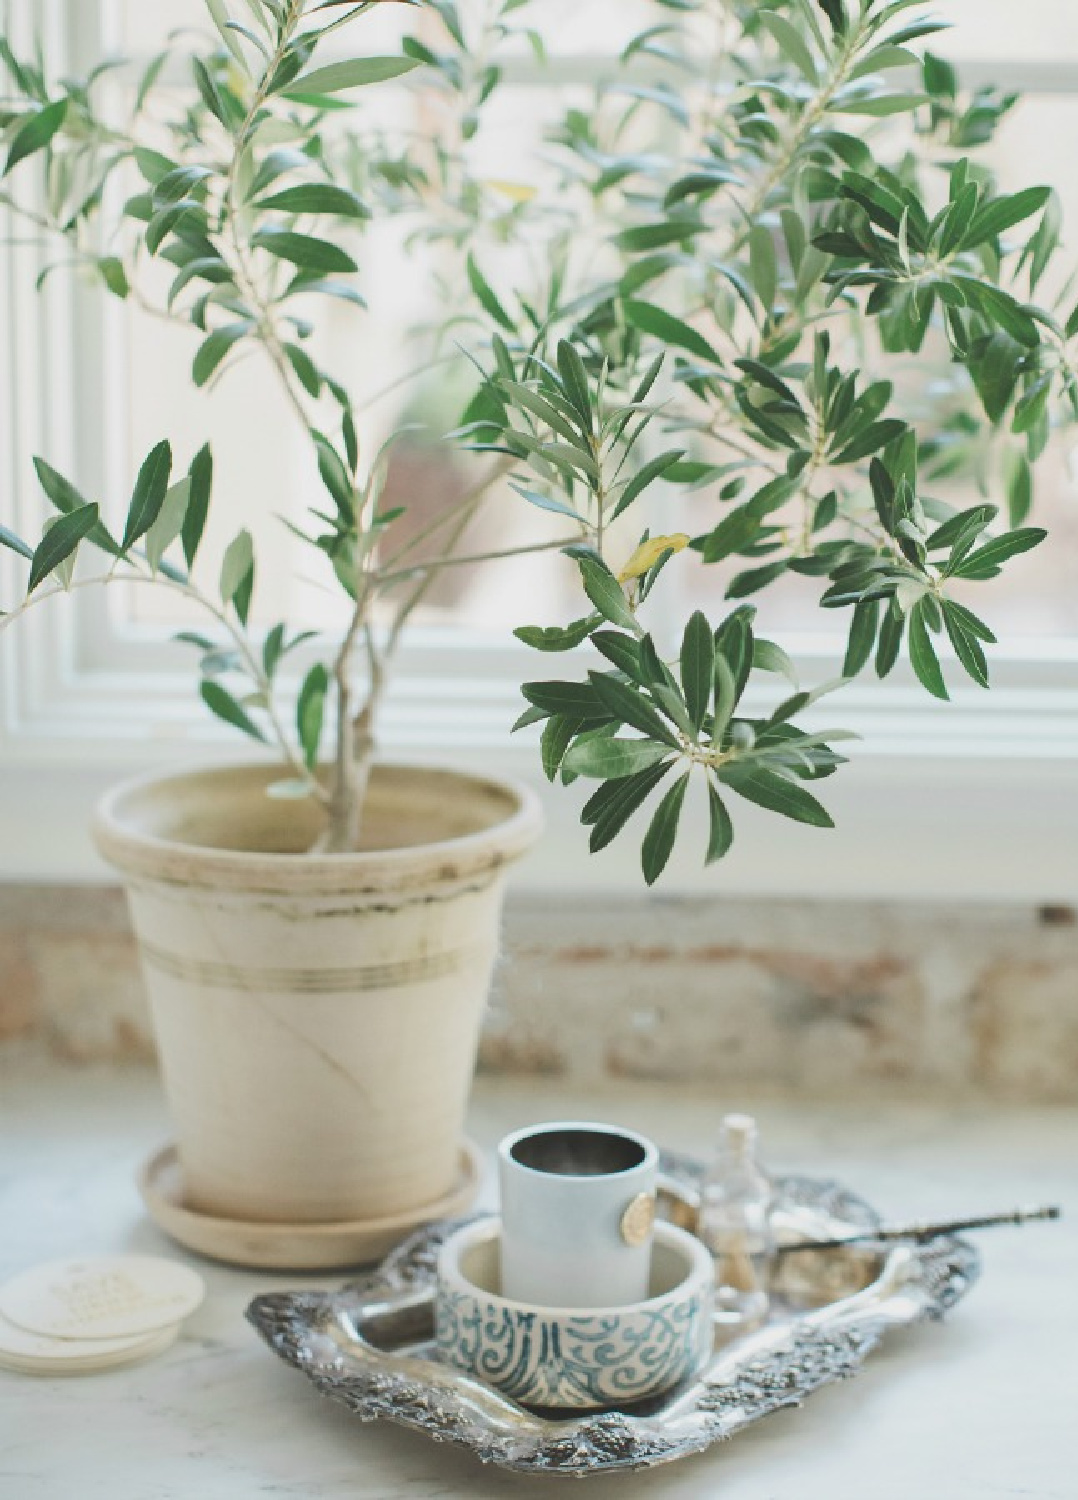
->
94, 762, 542, 1224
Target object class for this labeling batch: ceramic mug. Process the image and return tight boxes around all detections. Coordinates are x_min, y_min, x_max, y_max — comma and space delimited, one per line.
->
435, 1217, 714, 1409
497, 1120, 659, 1308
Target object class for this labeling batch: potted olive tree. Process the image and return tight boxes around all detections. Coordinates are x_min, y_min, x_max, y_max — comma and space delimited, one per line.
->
1, 0, 1072, 1253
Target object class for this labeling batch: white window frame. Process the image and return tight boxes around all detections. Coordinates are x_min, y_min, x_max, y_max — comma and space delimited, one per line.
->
2, 0, 1078, 896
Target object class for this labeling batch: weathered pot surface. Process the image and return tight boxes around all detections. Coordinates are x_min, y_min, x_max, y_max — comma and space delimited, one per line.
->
94, 762, 542, 1228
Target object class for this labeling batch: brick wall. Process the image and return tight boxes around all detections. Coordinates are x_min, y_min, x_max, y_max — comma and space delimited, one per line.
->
1, 885, 1076, 1101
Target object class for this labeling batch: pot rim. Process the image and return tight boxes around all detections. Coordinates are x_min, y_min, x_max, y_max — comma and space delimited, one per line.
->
93, 758, 543, 895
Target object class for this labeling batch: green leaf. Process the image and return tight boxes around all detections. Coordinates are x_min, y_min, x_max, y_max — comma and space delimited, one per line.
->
290, 56, 420, 94
153, 164, 214, 206
200, 679, 267, 742
249, 147, 309, 197
833, 93, 928, 117
257, 182, 369, 218
498, 382, 582, 445
220, 528, 254, 608
719, 764, 834, 827
758, 9, 818, 81
183, 445, 213, 568
0, 523, 33, 560
97, 256, 129, 299
263, 623, 286, 679
32, 458, 120, 556
592, 630, 646, 682
521, 679, 605, 721
29, 457, 81, 514
296, 662, 329, 768
192, 56, 231, 125
843, 597, 879, 676
133, 147, 176, 185
908, 599, 948, 700
27, 503, 98, 593
696, 505, 761, 564
832, 419, 906, 466
664, 169, 740, 208
641, 772, 689, 885
508, 483, 586, 523
167, 256, 232, 308
313, 436, 355, 519
748, 225, 778, 310
942, 601, 989, 689
144, 477, 191, 571
252, 229, 357, 274
680, 610, 714, 733
467, 253, 514, 331
556, 341, 593, 430
726, 560, 788, 598
145, 199, 205, 257
705, 780, 734, 864
206, 0, 250, 68
712, 655, 737, 742
951, 527, 1046, 579
715, 606, 755, 700
609, 449, 684, 522
875, 599, 904, 678
578, 556, 638, 632
945, 598, 996, 644
623, 299, 720, 364
562, 737, 671, 780
615, 220, 702, 253
968, 332, 1023, 425
4, 98, 67, 177
1004, 450, 1033, 527
964, 186, 1051, 251
540, 714, 574, 782
752, 638, 798, 686
192, 322, 252, 386
514, 615, 598, 652
284, 341, 322, 396
587, 759, 675, 853
588, 672, 681, 748
952, 277, 1039, 349
122, 440, 172, 552
926, 503, 995, 553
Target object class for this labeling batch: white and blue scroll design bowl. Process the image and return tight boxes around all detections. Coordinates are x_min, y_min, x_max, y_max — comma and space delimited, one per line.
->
435, 1219, 714, 1410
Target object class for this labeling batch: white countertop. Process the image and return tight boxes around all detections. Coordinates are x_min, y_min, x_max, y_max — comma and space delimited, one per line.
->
0, 1057, 1073, 1499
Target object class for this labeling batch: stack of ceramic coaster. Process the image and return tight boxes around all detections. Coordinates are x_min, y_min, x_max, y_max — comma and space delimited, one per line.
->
0, 1254, 205, 1376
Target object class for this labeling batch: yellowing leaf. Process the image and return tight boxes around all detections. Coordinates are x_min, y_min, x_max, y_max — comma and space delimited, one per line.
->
483, 178, 537, 203
226, 62, 251, 100
618, 533, 690, 582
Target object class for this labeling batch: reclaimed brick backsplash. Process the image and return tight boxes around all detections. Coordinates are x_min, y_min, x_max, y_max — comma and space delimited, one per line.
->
1, 885, 1075, 1101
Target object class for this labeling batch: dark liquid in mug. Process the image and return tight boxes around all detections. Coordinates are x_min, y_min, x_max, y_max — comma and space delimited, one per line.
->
509, 1128, 646, 1178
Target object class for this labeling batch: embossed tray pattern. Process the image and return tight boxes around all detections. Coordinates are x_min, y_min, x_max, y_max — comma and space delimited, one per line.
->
246, 1155, 980, 1477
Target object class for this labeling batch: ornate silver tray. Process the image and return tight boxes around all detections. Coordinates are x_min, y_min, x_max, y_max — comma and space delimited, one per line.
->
246, 1153, 980, 1478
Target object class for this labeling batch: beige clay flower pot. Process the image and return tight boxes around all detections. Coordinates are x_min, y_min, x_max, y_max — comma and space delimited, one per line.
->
94, 762, 541, 1226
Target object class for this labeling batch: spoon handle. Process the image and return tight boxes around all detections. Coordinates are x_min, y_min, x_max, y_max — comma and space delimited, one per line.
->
776, 1203, 1061, 1255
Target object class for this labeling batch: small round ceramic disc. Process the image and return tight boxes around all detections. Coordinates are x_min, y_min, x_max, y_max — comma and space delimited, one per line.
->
0, 1316, 178, 1376
0, 1311, 146, 1361
0, 1256, 204, 1341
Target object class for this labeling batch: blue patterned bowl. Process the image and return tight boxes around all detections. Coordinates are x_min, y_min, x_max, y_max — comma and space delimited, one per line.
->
435, 1218, 714, 1410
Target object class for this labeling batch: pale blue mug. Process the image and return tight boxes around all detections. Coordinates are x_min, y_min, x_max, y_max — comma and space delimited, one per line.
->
497, 1121, 659, 1308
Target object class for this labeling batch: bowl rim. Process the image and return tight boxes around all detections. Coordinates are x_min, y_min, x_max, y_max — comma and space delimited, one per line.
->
436, 1216, 712, 1320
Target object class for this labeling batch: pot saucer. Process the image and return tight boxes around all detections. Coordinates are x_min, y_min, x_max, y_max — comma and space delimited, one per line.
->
138, 1141, 484, 1271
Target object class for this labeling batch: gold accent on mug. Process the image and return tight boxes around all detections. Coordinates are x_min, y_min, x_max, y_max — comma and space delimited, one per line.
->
620, 1191, 656, 1248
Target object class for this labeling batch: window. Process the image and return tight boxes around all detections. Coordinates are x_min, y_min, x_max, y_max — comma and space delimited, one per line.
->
2, 0, 1077, 893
